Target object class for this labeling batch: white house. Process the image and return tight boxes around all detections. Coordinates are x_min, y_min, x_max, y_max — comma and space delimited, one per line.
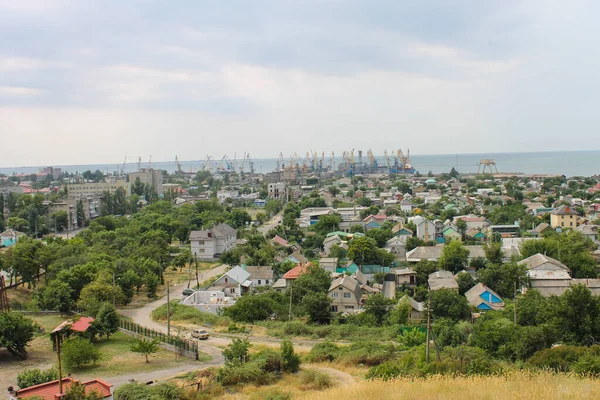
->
190, 223, 237, 261
409, 216, 437, 242
210, 266, 252, 297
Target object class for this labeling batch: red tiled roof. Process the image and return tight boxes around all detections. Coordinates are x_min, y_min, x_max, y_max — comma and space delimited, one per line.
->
52, 317, 95, 334
283, 263, 310, 280
272, 235, 289, 247
15, 378, 112, 399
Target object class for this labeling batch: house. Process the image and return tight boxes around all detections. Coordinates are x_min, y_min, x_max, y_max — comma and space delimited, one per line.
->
10, 377, 114, 400
385, 236, 407, 260
442, 227, 462, 242
0, 229, 26, 247
392, 223, 413, 242
328, 275, 363, 313
518, 254, 572, 297
400, 200, 414, 213
323, 234, 343, 255
454, 216, 488, 231
393, 267, 416, 286
271, 235, 290, 248
575, 224, 599, 243
190, 223, 237, 261
409, 216, 437, 241
533, 222, 553, 236
285, 251, 309, 265
466, 228, 487, 241
428, 270, 459, 292
398, 295, 425, 321
244, 266, 274, 287
465, 283, 505, 311
50, 317, 95, 350
275, 263, 311, 290
319, 258, 339, 273
362, 214, 387, 230
549, 205, 580, 229
210, 266, 252, 297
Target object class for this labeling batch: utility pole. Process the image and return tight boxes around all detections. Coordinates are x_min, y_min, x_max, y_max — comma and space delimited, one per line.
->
195, 255, 200, 288
167, 281, 171, 339
55, 334, 63, 395
426, 291, 431, 364
513, 280, 517, 326
288, 285, 293, 322
112, 272, 116, 307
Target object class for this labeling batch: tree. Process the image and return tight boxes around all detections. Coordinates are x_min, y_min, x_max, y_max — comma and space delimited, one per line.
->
62, 337, 101, 369
301, 292, 332, 323
76, 199, 85, 228
439, 241, 470, 274
143, 272, 160, 298
222, 338, 250, 364
94, 303, 119, 340
347, 236, 377, 265
223, 294, 278, 322
280, 339, 301, 373
456, 272, 476, 295
130, 337, 160, 363
312, 214, 342, 235
17, 367, 58, 389
7, 216, 28, 232
50, 211, 68, 232
290, 266, 331, 303
0, 312, 37, 359
476, 262, 528, 298
455, 219, 467, 239
483, 242, 504, 265
556, 284, 600, 345
430, 289, 471, 320
63, 381, 104, 400
363, 293, 395, 326
406, 236, 425, 251
35, 280, 75, 314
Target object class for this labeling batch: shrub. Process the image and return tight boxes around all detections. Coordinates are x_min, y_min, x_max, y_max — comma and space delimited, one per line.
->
337, 342, 398, 366
572, 355, 600, 375
152, 302, 229, 326
250, 389, 292, 400
528, 346, 600, 372
280, 339, 301, 373
306, 342, 341, 363
399, 328, 426, 347
300, 369, 334, 390
17, 367, 58, 389
217, 361, 275, 386
62, 337, 101, 369
366, 361, 404, 380
251, 349, 282, 373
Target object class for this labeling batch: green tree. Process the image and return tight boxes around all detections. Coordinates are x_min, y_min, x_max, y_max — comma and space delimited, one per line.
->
62, 337, 101, 369
222, 338, 250, 364
483, 242, 504, 265
143, 272, 160, 298
35, 280, 75, 314
130, 337, 160, 363
280, 339, 301, 373
430, 289, 471, 321
456, 272, 476, 295
290, 266, 331, 303
17, 367, 58, 389
301, 292, 332, 323
76, 199, 85, 228
363, 293, 395, 326
476, 262, 528, 298
223, 294, 278, 322
439, 241, 470, 274
0, 312, 37, 359
94, 303, 119, 340
312, 213, 342, 235
347, 236, 377, 265
556, 284, 600, 345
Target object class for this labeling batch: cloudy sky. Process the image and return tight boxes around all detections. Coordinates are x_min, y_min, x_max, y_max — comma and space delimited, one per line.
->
1, 0, 599, 167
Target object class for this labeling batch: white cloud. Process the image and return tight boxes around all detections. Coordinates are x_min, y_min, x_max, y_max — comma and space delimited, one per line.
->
0, 86, 43, 96
0, 56, 71, 72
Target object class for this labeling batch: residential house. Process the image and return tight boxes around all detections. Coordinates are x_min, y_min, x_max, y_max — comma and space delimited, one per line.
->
428, 270, 459, 292
465, 283, 505, 311
533, 222, 553, 236
398, 295, 425, 321
454, 216, 488, 231
392, 223, 413, 243
51, 317, 95, 350
285, 251, 309, 265
319, 258, 339, 273
466, 228, 487, 241
273, 263, 311, 291
575, 224, 599, 243
442, 227, 462, 243
328, 275, 363, 313
210, 266, 252, 297
10, 377, 114, 400
362, 214, 387, 230
406, 245, 486, 263
385, 236, 407, 260
190, 223, 237, 261
0, 229, 26, 247
549, 205, 580, 229
518, 254, 572, 297
244, 266, 274, 288
393, 267, 416, 287
323, 234, 343, 255
400, 200, 414, 214
410, 216, 437, 242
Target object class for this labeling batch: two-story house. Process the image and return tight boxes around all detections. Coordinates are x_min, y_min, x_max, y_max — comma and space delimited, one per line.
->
328, 275, 362, 313
549, 205, 580, 229
190, 223, 237, 261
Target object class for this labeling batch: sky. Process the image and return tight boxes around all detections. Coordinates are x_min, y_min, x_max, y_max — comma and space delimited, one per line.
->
2, 0, 600, 167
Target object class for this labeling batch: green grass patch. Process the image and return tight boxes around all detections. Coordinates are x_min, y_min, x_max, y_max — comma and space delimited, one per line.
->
257, 320, 399, 342
152, 301, 230, 327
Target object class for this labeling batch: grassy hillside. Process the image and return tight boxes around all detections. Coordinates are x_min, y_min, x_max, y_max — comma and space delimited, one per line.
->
300, 371, 600, 400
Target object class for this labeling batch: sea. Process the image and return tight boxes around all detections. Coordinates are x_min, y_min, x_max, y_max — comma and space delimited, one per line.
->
1, 151, 599, 178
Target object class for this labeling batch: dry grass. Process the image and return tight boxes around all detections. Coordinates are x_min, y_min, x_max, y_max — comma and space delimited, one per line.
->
298, 371, 600, 400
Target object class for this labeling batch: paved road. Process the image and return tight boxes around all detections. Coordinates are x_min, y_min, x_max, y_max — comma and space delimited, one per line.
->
258, 212, 282, 235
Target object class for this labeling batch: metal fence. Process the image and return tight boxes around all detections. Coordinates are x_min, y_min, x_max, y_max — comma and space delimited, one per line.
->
119, 319, 199, 360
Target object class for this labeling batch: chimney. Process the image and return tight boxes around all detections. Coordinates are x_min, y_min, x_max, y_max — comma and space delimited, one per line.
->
207, 232, 212, 238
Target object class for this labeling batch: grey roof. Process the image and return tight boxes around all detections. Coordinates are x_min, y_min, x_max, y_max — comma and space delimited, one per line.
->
575, 224, 599, 235
429, 270, 454, 280
190, 223, 236, 240
223, 266, 251, 284
465, 282, 505, 310
528, 269, 571, 280
393, 267, 416, 276
320, 258, 339, 264
550, 205, 580, 216
399, 295, 424, 312
329, 275, 360, 292
406, 245, 485, 261
272, 278, 287, 289
429, 278, 459, 291
534, 223, 551, 233
518, 253, 571, 272
245, 266, 273, 280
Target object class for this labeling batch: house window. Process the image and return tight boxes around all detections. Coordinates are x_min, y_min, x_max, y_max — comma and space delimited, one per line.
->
338, 287, 343, 290
199, 249, 205, 254
265, 280, 269, 284
570, 222, 573, 227
198, 240, 205, 245
332, 292, 339, 298
343, 292, 352, 298
344, 305, 354, 310
258, 280, 262, 284
331, 306, 338, 312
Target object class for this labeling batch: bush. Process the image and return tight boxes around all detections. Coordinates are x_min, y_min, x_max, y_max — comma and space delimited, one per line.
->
217, 361, 275, 386
223, 294, 279, 322
280, 339, 301, 373
17, 367, 58, 389
115, 382, 182, 400
337, 342, 398, 366
250, 389, 292, 400
251, 349, 282, 373
300, 369, 334, 390
398, 328, 426, 347
62, 337, 101, 369
528, 345, 599, 372
152, 302, 229, 326
306, 342, 341, 363
366, 361, 404, 380
572, 355, 600, 375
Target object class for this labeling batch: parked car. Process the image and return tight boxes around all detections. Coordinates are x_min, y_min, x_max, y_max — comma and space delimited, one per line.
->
182, 288, 195, 296
191, 329, 209, 340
